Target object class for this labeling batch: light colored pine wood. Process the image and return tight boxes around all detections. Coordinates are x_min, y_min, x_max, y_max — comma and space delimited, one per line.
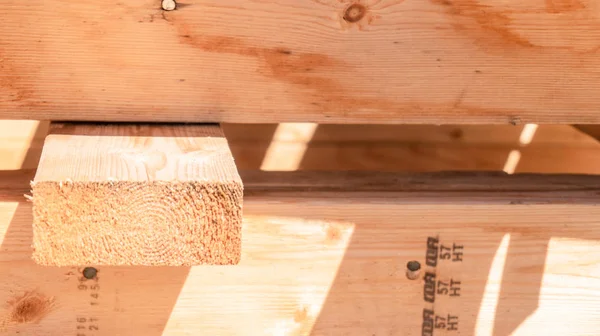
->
2, 0, 600, 123
224, 124, 600, 173
31, 123, 243, 266
4, 122, 600, 173
2, 170, 600, 335
0, 121, 48, 170
235, 142, 600, 173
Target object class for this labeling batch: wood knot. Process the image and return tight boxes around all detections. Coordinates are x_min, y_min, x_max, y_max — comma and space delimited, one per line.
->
7, 291, 55, 324
325, 225, 342, 244
343, 4, 367, 23
294, 307, 308, 322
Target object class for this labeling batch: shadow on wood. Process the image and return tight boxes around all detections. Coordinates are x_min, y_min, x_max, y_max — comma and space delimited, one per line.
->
0, 203, 190, 335
308, 197, 600, 335
0, 136, 191, 335
227, 124, 600, 174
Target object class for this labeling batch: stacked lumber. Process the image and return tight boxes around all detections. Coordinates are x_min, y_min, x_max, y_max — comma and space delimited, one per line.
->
30, 123, 243, 266
3, 0, 600, 334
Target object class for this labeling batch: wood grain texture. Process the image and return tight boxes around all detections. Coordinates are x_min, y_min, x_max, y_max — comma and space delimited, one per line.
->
224, 124, 599, 145
3, 170, 600, 335
31, 123, 243, 266
0, 121, 48, 170
2, 1, 600, 123
225, 124, 600, 173
4, 122, 600, 173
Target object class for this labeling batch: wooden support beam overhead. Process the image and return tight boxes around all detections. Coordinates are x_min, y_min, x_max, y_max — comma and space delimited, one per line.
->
3, 1, 600, 123
2, 171, 600, 334
31, 123, 243, 266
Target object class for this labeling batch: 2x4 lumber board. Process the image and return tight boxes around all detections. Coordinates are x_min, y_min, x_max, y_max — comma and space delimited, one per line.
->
5, 121, 600, 174
2, 170, 600, 335
6, 121, 600, 173
2, 1, 600, 124
31, 123, 243, 266
223, 124, 600, 145
225, 124, 600, 173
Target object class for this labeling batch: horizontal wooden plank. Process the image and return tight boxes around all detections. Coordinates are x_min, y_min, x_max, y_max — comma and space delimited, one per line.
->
4, 122, 600, 173
2, 1, 600, 123
235, 143, 600, 173
224, 124, 600, 173
224, 124, 600, 145
241, 170, 600, 193
1, 170, 600, 335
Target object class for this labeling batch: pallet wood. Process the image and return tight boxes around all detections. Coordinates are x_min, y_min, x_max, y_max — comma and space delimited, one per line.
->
2, 170, 600, 335
31, 123, 243, 266
3, 1, 600, 123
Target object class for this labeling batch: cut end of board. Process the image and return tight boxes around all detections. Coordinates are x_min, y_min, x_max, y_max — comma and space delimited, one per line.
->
31, 123, 243, 266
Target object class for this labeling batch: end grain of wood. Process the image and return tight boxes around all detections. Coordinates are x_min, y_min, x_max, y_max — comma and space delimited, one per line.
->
31, 123, 243, 266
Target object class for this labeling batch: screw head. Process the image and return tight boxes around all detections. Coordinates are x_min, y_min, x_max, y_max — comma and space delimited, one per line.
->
407, 260, 421, 272
162, 0, 176, 11
406, 260, 421, 280
82, 267, 98, 279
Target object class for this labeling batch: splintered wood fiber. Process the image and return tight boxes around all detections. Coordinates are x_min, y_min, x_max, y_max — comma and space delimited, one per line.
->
31, 123, 243, 266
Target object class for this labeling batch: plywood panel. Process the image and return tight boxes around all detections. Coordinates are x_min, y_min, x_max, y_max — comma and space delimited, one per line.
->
2, 1, 600, 123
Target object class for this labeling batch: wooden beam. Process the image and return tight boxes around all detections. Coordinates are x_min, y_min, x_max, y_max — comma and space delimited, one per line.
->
31, 123, 243, 266
2, 1, 600, 123
2, 170, 600, 334
226, 124, 600, 174
5, 122, 600, 173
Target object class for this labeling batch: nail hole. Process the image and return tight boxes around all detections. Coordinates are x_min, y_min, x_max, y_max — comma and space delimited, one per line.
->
82, 267, 98, 279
